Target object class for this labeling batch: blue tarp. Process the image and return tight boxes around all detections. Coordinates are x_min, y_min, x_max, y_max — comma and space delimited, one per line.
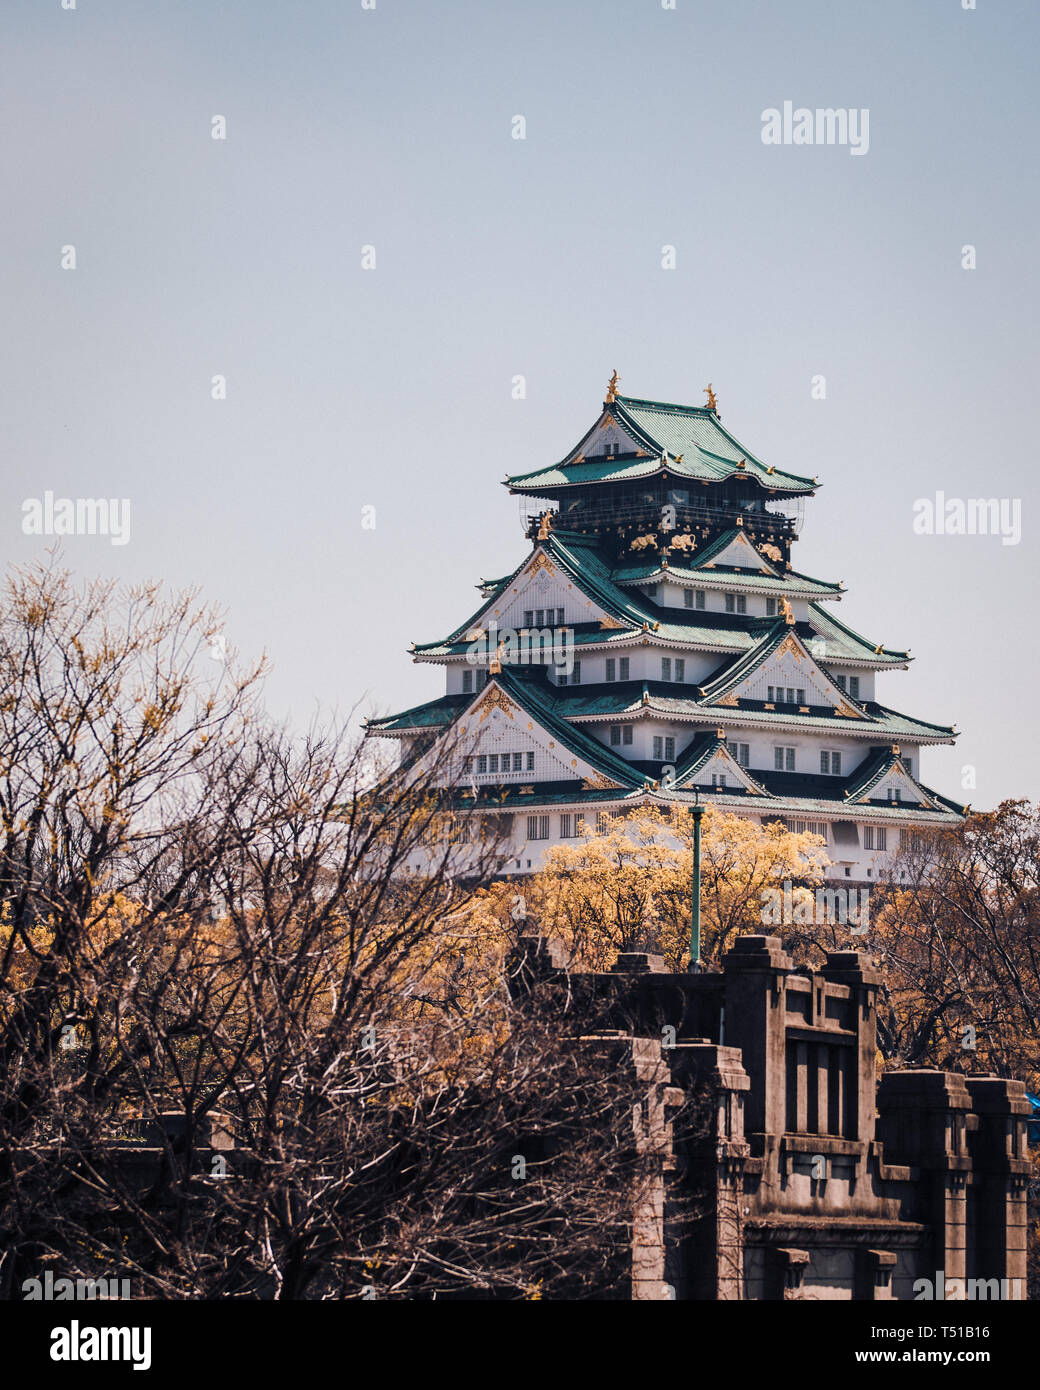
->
1027, 1092, 1040, 1145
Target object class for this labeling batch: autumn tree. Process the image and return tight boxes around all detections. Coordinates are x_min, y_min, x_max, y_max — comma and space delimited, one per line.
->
0, 561, 683, 1301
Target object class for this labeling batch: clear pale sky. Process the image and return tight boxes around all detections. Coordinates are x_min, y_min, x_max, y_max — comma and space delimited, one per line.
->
2, 0, 1037, 811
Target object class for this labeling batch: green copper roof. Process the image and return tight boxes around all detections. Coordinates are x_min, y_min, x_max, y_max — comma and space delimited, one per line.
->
506, 393, 817, 496
807, 603, 908, 665
413, 531, 898, 668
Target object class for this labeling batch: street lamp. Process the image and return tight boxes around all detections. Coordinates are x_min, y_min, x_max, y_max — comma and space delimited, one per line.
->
690, 791, 704, 973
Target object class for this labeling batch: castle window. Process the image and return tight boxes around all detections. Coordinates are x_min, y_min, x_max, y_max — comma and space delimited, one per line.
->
610, 726, 622, 746
535, 609, 545, 627
462, 669, 473, 693
724, 593, 747, 614
560, 814, 574, 838
477, 755, 488, 773
835, 674, 846, 692
849, 676, 860, 700
696, 590, 705, 609
523, 610, 534, 628
661, 658, 671, 681
766, 597, 777, 617
606, 659, 616, 682
797, 688, 805, 705
556, 608, 564, 625
684, 589, 693, 608
664, 736, 675, 760
653, 736, 662, 760
864, 826, 887, 851
527, 815, 550, 840
675, 659, 685, 682
711, 773, 727, 787
820, 750, 842, 775
513, 753, 523, 771
489, 754, 498, 773
728, 741, 749, 767
619, 657, 630, 680
525, 751, 534, 771
774, 746, 795, 771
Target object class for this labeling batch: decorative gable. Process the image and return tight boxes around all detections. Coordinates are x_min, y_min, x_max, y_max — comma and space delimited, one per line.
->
845, 752, 935, 809
707, 629, 867, 716
477, 548, 630, 635
696, 529, 778, 575
417, 681, 628, 791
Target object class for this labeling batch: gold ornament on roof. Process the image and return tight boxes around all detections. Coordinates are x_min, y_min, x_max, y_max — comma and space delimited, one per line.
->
537, 511, 553, 540
605, 369, 620, 403
476, 687, 516, 722
779, 596, 796, 626
704, 383, 719, 414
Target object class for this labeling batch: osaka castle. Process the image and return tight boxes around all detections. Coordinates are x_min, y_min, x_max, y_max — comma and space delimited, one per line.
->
367, 376, 966, 881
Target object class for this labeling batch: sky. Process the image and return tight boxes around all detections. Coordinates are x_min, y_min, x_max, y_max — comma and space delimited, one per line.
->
2, 0, 1037, 811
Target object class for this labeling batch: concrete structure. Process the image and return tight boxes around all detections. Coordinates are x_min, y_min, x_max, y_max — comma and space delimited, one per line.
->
509, 932, 1032, 1301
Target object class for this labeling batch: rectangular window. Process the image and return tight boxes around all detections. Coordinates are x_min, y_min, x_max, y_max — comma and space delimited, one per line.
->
775, 746, 795, 771
736, 595, 747, 614
462, 669, 473, 692
728, 741, 750, 767
556, 608, 564, 625
766, 597, 777, 617
664, 736, 675, 761
606, 658, 616, 682
535, 609, 545, 627
560, 813, 572, 838
477, 755, 488, 773
653, 736, 663, 760
571, 660, 581, 684
525, 751, 534, 771
835, 674, 846, 692
622, 725, 633, 745
661, 658, 671, 681
711, 772, 726, 788
527, 815, 550, 840
675, 659, 685, 682
489, 754, 498, 773
574, 813, 585, 834
619, 657, 630, 680
523, 610, 534, 628
696, 590, 705, 609
796, 688, 805, 706
725, 593, 736, 613
610, 725, 622, 746
684, 589, 694, 609
767, 686, 775, 703
849, 676, 860, 700
513, 753, 523, 771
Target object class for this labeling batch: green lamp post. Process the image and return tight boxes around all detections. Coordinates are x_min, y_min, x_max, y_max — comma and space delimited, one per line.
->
690, 792, 704, 973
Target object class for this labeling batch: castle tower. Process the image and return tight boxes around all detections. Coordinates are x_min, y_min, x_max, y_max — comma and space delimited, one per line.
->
368, 380, 966, 883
